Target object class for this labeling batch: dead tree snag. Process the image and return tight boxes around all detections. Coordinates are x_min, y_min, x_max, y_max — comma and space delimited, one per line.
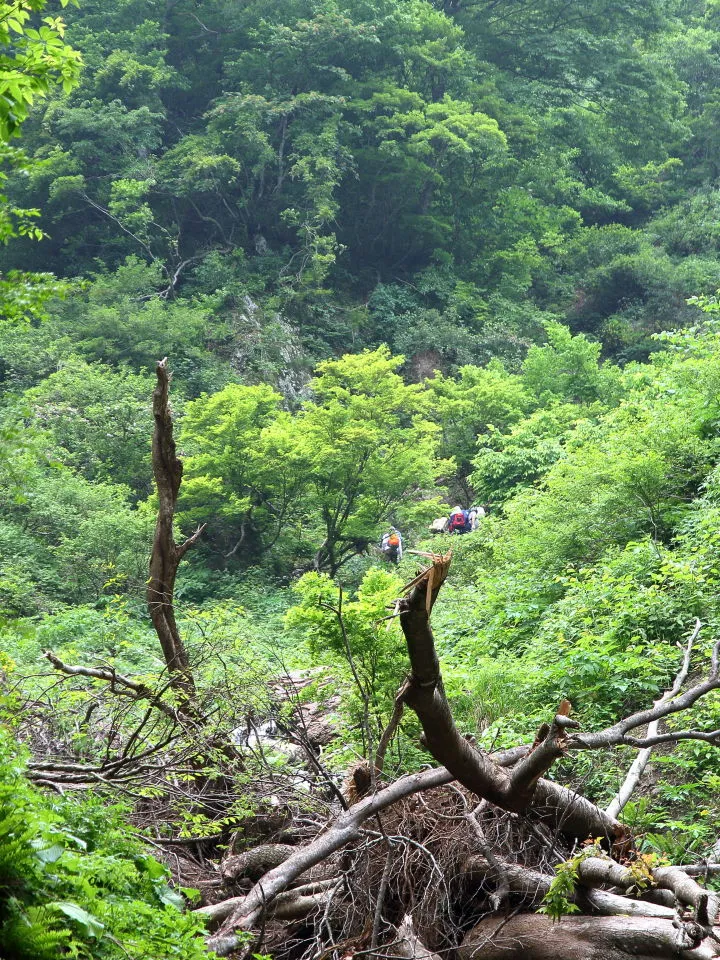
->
148, 358, 205, 704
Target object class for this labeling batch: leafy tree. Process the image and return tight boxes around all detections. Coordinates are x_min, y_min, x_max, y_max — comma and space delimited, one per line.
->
521, 322, 621, 404
281, 347, 448, 573
0, 444, 150, 611
471, 401, 585, 504
181, 347, 449, 574
0, 0, 81, 328
179, 382, 288, 561
19, 357, 154, 493
426, 361, 531, 497
0, 259, 238, 395
0, 0, 82, 142
285, 567, 411, 766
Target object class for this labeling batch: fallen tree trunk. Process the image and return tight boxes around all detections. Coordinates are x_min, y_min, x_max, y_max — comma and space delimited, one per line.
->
200, 555, 720, 959
576, 857, 719, 924
463, 854, 678, 919
204, 766, 455, 953
221, 844, 296, 882
459, 914, 720, 960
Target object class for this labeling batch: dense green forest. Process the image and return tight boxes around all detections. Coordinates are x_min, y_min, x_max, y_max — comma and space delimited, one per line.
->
4, 1, 720, 958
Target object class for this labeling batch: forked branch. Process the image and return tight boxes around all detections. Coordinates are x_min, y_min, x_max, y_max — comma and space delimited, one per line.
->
42, 651, 179, 721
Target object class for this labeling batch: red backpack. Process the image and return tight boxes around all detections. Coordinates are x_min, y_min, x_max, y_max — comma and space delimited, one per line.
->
449, 511, 466, 532
387, 532, 400, 547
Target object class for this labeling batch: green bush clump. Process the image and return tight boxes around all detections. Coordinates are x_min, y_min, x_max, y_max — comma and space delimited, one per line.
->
0, 730, 213, 960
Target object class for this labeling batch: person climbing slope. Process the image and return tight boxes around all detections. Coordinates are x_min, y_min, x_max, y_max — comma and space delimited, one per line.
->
448, 506, 469, 534
380, 527, 403, 564
468, 505, 486, 531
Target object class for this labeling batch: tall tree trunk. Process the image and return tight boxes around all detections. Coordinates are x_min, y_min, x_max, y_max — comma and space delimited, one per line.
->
148, 358, 205, 706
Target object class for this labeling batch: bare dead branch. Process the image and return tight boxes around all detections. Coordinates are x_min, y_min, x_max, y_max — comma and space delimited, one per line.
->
575, 633, 720, 754
605, 618, 701, 818
680, 864, 720, 878
463, 853, 679, 920
204, 766, 455, 953
576, 856, 720, 927
42, 651, 179, 720
370, 841, 394, 949
375, 680, 409, 774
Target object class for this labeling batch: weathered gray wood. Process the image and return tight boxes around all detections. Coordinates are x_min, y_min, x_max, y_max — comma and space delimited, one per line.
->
460, 914, 720, 960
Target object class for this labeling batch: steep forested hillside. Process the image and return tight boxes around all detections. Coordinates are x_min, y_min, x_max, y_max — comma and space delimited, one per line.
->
4, 1, 720, 959
5, 0, 720, 383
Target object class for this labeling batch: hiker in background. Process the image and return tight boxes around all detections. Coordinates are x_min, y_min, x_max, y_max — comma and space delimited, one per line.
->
381, 527, 403, 564
448, 506, 469, 534
468, 504, 486, 531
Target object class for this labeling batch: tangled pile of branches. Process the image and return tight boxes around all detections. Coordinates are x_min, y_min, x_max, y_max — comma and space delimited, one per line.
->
16, 361, 720, 960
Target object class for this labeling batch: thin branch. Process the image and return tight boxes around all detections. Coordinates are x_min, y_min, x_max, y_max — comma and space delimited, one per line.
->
374, 680, 408, 774
370, 841, 394, 949
574, 632, 720, 754
80, 192, 168, 275
42, 651, 179, 720
605, 619, 700, 819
